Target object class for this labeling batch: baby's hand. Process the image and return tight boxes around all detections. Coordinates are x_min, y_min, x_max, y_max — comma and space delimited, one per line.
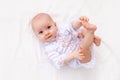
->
78, 47, 92, 63
80, 16, 89, 23
72, 50, 85, 60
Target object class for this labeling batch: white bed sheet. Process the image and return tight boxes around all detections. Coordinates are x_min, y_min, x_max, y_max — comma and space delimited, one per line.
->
0, 0, 120, 80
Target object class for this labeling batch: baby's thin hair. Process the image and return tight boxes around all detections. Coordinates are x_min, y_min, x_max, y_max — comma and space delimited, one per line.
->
31, 13, 53, 29
32, 13, 53, 22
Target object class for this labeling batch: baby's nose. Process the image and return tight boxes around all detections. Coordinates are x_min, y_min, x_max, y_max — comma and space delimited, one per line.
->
45, 31, 50, 35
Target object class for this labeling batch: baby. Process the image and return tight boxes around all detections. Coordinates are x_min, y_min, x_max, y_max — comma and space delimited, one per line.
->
31, 13, 101, 69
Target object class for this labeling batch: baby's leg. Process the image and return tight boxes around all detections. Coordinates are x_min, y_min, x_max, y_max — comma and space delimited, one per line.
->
79, 22, 96, 49
78, 22, 96, 63
78, 33, 101, 46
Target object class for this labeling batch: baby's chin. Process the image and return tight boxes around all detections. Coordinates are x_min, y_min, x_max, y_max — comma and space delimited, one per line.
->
42, 37, 55, 42
46, 37, 56, 42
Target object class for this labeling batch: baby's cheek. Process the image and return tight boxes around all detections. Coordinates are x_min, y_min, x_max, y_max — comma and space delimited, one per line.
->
38, 35, 44, 40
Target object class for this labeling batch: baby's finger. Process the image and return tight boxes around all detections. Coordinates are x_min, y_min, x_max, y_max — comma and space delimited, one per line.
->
83, 16, 89, 22
80, 16, 84, 21
81, 21, 89, 27
85, 18, 89, 22
78, 55, 85, 60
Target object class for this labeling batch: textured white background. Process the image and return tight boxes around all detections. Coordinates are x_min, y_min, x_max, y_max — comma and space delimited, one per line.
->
0, 0, 120, 80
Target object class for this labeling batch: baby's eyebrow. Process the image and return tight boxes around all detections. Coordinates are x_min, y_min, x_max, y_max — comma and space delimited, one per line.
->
38, 25, 45, 30
38, 27, 43, 32
44, 25, 50, 28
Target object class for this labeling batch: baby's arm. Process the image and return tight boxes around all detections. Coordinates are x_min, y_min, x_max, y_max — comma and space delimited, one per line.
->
45, 49, 84, 69
65, 48, 92, 64
72, 16, 89, 30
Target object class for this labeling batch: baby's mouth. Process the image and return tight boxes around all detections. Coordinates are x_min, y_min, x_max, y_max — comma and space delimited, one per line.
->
47, 35, 52, 39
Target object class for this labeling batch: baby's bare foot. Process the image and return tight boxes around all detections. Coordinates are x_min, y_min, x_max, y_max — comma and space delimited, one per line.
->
82, 22, 97, 33
94, 36, 101, 46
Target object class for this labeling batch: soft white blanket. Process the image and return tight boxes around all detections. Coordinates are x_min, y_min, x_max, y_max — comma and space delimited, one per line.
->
0, 0, 120, 80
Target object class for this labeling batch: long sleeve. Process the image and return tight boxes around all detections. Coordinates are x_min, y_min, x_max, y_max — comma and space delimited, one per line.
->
44, 43, 67, 69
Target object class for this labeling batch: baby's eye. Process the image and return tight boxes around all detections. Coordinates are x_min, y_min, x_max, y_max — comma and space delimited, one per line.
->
48, 26, 51, 29
39, 31, 43, 34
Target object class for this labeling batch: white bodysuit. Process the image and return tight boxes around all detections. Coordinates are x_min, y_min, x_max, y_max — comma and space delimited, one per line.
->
43, 22, 95, 69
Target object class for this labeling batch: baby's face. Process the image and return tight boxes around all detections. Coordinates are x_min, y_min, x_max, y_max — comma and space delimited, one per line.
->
32, 17, 58, 42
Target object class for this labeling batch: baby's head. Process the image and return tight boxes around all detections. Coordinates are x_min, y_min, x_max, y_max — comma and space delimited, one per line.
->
31, 13, 58, 42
